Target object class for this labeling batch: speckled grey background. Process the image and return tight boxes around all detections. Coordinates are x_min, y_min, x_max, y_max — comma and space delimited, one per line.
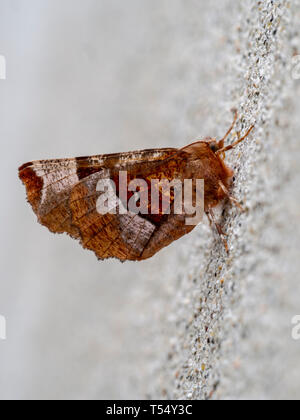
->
0, 0, 300, 400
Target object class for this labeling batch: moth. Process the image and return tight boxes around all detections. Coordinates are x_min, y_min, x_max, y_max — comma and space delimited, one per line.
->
19, 113, 254, 261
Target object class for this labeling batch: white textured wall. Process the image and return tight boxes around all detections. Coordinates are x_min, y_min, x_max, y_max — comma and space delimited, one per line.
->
0, 0, 300, 400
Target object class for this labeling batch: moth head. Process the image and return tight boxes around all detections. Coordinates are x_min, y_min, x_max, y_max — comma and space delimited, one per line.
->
180, 138, 225, 160
206, 139, 234, 181
208, 139, 225, 154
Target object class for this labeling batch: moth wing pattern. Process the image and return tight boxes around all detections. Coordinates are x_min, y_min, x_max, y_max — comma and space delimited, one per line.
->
68, 171, 157, 261
19, 147, 192, 261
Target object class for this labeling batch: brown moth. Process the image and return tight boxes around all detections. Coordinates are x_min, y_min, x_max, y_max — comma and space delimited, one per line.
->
19, 113, 254, 261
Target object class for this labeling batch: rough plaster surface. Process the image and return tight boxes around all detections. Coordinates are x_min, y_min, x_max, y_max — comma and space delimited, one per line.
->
157, 0, 300, 400
158, 0, 300, 400
1, 0, 300, 400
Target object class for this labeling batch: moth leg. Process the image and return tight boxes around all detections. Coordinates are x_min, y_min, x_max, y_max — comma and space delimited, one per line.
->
206, 211, 213, 227
229, 196, 245, 211
219, 181, 245, 212
207, 208, 227, 236
206, 207, 229, 253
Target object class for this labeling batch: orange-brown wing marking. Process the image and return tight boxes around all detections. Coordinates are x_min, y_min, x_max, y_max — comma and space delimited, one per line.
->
19, 149, 176, 260
19, 159, 81, 237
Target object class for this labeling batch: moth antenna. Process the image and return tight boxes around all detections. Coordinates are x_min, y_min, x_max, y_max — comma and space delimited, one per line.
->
178, 111, 238, 155
217, 125, 254, 155
218, 110, 238, 146
219, 181, 245, 212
